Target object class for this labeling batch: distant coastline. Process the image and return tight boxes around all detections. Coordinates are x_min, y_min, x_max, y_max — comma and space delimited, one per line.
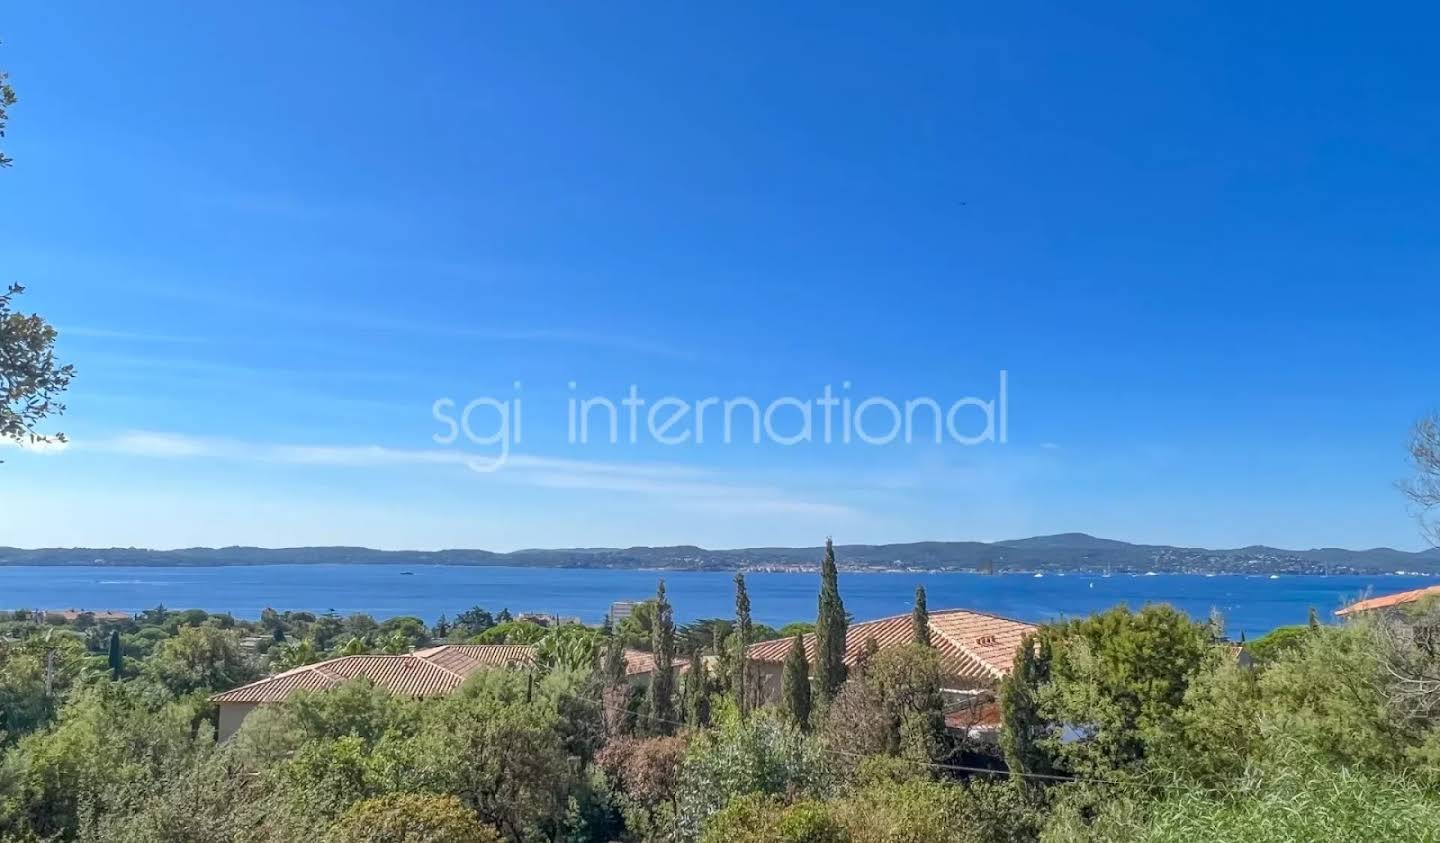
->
4, 532, 1438, 575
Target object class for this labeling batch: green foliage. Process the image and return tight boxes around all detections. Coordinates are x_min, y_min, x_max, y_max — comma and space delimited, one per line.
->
144, 626, 257, 696
734, 574, 752, 717
1245, 624, 1310, 664
272, 638, 322, 670
782, 634, 812, 730
453, 606, 496, 638
675, 712, 835, 841
0, 61, 14, 168
913, 586, 932, 647
1002, 605, 1212, 779
685, 648, 712, 729
0, 684, 212, 840
107, 631, 123, 680
679, 619, 733, 656
375, 617, 429, 650
700, 795, 847, 843
535, 624, 602, 672
814, 538, 848, 702
602, 633, 627, 687
598, 735, 689, 841
1042, 757, 1440, 843
646, 581, 678, 735
325, 794, 501, 843
472, 620, 548, 645
0, 284, 76, 451
0, 632, 89, 742
615, 600, 659, 651
699, 779, 1042, 843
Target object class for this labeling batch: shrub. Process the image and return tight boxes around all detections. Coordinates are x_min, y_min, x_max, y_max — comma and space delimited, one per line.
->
325, 794, 500, 843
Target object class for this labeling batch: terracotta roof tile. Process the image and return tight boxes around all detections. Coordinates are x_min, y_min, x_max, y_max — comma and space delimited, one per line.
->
412, 644, 537, 673
623, 649, 691, 677
744, 608, 1036, 683
212, 644, 538, 704
1336, 584, 1440, 616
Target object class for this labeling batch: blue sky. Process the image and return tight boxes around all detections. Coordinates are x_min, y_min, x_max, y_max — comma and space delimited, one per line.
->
2, 2, 1437, 551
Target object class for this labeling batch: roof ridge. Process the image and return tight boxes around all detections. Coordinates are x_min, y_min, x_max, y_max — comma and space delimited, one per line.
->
412, 652, 469, 681
838, 606, 1033, 630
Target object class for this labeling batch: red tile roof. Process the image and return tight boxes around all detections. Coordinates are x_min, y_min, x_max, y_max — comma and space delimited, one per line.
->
744, 608, 1036, 683
412, 644, 537, 673
211, 644, 537, 704
623, 649, 691, 677
1336, 584, 1440, 616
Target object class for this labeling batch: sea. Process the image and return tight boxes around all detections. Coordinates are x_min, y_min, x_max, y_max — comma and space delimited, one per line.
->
0, 565, 1433, 638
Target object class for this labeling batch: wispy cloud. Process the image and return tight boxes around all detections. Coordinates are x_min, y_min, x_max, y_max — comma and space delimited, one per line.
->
59, 326, 209, 344
124, 283, 694, 359
77, 430, 850, 517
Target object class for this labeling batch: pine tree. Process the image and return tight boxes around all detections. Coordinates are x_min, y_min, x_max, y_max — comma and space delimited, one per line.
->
107, 630, 123, 680
814, 537, 849, 701
912, 585, 931, 646
782, 633, 812, 729
733, 573, 752, 717
646, 580, 677, 735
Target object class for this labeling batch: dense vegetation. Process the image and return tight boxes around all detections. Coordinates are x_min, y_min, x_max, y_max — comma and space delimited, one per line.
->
5, 576, 1440, 843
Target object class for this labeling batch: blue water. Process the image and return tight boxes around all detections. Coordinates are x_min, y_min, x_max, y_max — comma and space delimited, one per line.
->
0, 565, 1430, 638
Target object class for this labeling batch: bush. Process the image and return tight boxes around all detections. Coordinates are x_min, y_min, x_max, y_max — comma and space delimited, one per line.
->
676, 713, 834, 841
325, 794, 500, 843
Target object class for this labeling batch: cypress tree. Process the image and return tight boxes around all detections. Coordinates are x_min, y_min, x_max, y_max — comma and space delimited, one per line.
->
1308, 606, 1321, 632
733, 573, 752, 717
686, 645, 711, 728
912, 585, 931, 646
782, 633, 812, 729
646, 580, 677, 735
273, 625, 286, 644
107, 630, 123, 680
602, 633, 627, 686
712, 626, 733, 695
1000, 632, 1056, 790
814, 537, 849, 701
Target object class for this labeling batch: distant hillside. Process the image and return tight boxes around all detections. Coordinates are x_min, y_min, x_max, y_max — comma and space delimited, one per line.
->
2, 534, 1438, 574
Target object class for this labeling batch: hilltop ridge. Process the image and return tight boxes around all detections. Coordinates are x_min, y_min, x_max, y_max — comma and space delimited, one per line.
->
2, 534, 1437, 575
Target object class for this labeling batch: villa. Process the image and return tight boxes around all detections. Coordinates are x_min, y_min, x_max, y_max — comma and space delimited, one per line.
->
211, 643, 681, 740
744, 608, 1037, 738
